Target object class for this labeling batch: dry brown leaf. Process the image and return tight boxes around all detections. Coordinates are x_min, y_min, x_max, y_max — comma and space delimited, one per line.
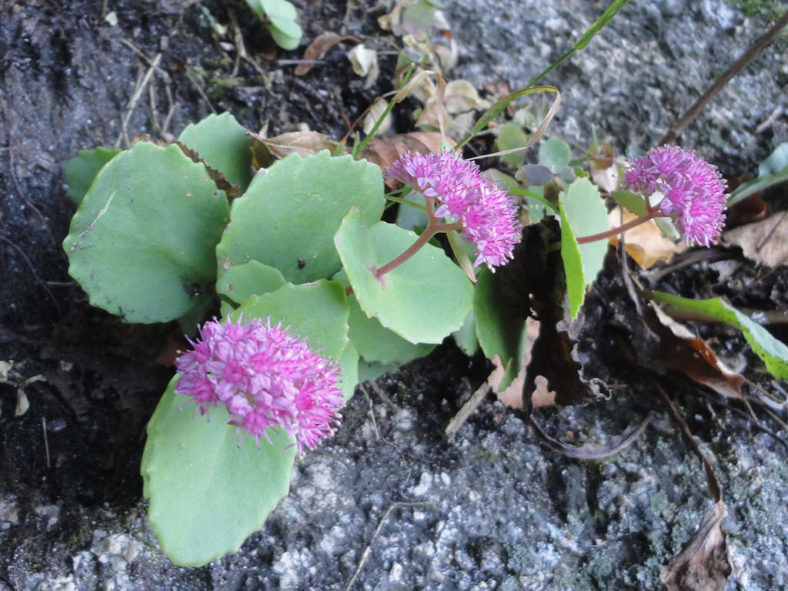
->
361, 98, 392, 136
661, 501, 731, 591
648, 303, 743, 400
443, 79, 488, 114
248, 130, 339, 165
609, 207, 685, 269
347, 44, 379, 87
495, 318, 557, 409
722, 211, 788, 268
360, 132, 452, 185
174, 141, 241, 198
295, 33, 359, 76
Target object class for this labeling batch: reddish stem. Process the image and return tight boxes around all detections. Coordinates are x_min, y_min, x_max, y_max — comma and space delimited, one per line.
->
576, 212, 658, 244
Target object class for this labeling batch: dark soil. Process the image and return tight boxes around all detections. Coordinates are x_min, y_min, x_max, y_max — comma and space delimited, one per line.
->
1, 0, 786, 589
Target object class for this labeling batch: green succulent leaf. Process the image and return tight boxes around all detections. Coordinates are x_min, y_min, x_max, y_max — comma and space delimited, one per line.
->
269, 26, 302, 50
64, 147, 121, 205
347, 293, 434, 365
63, 142, 229, 323
335, 212, 473, 344
474, 267, 527, 390
452, 310, 479, 356
216, 260, 287, 307
559, 178, 609, 318
141, 379, 296, 567
142, 279, 351, 566
339, 342, 360, 402
217, 151, 384, 284
178, 112, 253, 191
648, 291, 788, 380
538, 138, 572, 169
495, 122, 529, 168
234, 280, 350, 361
610, 190, 648, 216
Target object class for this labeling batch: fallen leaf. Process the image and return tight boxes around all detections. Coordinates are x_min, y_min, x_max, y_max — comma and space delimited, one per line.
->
443, 79, 488, 114
495, 317, 555, 409
248, 130, 339, 163
362, 98, 392, 136
360, 132, 451, 185
347, 44, 379, 87
609, 207, 685, 269
661, 501, 731, 591
295, 32, 359, 76
725, 191, 769, 226
175, 141, 241, 198
646, 303, 743, 400
722, 211, 788, 268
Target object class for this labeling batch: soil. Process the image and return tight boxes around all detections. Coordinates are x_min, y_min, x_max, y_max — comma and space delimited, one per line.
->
1, 0, 786, 590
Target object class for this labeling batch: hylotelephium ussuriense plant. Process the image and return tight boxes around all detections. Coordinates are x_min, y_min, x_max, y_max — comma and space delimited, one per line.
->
63, 99, 744, 565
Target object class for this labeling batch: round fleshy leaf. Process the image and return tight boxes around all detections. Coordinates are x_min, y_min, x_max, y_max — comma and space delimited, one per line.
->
474, 267, 527, 390
216, 260, 286, 306
179, 112, 253, 191
559, 178, 609, 318
217, 151, 384, 283
538, 138, 571, 168
63, 142, 229, 323
64, 147, 120, 205
337, 219, 473, 344
334, 207, 381, 314
142, 379, 296, 566
339, 342, 360, 401
347, 294, 434, 365
235, 280, 350, 361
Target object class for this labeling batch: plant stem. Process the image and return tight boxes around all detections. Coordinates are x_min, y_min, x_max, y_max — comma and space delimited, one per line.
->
375, 219, 461, 278
576, 212, 656, 244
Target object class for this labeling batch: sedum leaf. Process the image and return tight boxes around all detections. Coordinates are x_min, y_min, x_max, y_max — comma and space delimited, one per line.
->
63, 142, 229, 323
217, 151, 384, 284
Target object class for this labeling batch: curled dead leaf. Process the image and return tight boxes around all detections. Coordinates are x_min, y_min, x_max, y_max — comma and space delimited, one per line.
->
443, 79, 489, 115
661, 501, 731, 591
248, 130, 339, 165
295, 32, 359, 76
722, 211, 788, 268
362, 98, 392, 136
646, 303, 743, 400
347, 44, 379, 87
609, 207, 685, 269
360, 132, 453, 185
175, 141, 241, 199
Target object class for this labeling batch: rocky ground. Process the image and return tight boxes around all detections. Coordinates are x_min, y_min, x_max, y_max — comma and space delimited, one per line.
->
1, 0, 786, 589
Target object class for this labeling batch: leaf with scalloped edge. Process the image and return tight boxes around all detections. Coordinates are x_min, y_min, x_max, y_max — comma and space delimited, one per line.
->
64, 142, 229, 323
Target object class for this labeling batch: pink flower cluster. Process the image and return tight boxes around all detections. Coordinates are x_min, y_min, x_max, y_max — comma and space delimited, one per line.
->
386, 151, 521, 269
175, 316, 343, 456
623, 146, 728, 246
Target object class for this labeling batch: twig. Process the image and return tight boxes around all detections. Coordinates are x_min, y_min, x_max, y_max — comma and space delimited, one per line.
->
366, 381, 398, 411
184, 69, 217, 114
653, 381, 722, 501
0, 234, 59, 309
529, 411, 653, 460
445, 380, 491, 440
42, 416, 51, 469
660, 9, 788, 145
345, 502, 437, 591
7, 146, 49, 230
120, 39, 171, 82
359, 384, 380, 440
117, 54, 162, 147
